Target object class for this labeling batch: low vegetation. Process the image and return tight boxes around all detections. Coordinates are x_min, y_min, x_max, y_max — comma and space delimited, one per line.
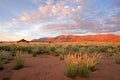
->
0, 58, 4, 70
14, 51, 24, 70
0, 51, 13, 64
0, 42, 120, 78
114, 52, 120, 64
65, 52, 102, 78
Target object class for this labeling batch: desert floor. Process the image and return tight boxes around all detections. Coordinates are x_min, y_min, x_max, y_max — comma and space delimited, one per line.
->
0, 53, 120, 80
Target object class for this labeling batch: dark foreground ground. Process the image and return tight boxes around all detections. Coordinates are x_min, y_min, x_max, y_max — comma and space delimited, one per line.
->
0, 54, 120, 80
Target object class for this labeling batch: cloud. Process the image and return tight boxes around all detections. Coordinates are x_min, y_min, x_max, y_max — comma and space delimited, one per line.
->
0, 23, 16, 41
0, 22, 42, 41
76, 0, 83, 2
42, 23, 76, 31
11, 0, 120, 35
41, 9, 120, 34
12, 0, 85, 24
103, 11, 120, 25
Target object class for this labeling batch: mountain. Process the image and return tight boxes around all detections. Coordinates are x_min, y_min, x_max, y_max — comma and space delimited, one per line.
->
31, 34, 120, 42
17, 39, 29, 43
50, 35, 78, 42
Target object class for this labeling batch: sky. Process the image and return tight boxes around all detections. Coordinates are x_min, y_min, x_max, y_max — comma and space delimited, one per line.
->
0, 0, 120, 41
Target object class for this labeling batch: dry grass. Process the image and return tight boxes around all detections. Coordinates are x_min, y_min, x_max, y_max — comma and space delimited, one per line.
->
114, 52, 120, 64
14, 51, 24, 70
65, 52, 102, 77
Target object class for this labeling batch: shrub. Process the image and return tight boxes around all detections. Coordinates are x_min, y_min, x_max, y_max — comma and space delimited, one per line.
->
17, 46, 32, 53
107, 48, 114, 56
114, 52, 120, 64
0, 61, 4, 70
115, 59, 120, 64
79, 47, 88, 54
0, 46, 11, 51
65, 45, 73, 53
65, 53, 81, 78
79, 65, 89, 77
10, 50, 16, 57
66, 64, 78, 78
0, 52, 6, 60
0, 56, 4, 70
50, 46, 56, 52
83, 53, 102, 71
72, 46, 80, 52
98, 45, 114, 53
32, 47, 39, 57
32, 51, 37, 57
54, 48, 65, 56
59, 54, 65, 60
59, 48, 66, 60
65, 52, 102, 78
87, 46, 98, 53
0, 51, 13, 64
14, 51, 24, 70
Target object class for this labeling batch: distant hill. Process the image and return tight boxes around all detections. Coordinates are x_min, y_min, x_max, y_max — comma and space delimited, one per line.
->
17, 39, 29, 43
31, 34, 120, 42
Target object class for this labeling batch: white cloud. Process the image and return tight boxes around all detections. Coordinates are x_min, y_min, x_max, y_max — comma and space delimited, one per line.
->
76, 0, 83, 2
0, 23, 14, 41
0, 22, 43, 41
10, 0, 120, 37
12, 0, 84, 24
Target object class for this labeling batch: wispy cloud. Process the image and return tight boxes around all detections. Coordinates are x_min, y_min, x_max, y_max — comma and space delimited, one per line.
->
12, 0, 85, 24
0, 22, 42, 41
41, 6, 120, 34
11, 0, 120, 36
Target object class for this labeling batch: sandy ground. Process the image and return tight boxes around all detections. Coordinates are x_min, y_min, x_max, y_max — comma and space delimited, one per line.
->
0, 54, 120, 80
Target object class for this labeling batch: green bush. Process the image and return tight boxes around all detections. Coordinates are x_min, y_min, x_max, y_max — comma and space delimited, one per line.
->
87, 46, 98, 53
72, 46, 80, 52
0, 46, 11, 51
79, 66, 89, 77
98, 45, 114, 53
79, 47, 88, 54
14, 52, 24, 70
32, 47, 39, 57
59, 54, 65, 60
115, 59, 120, 64
38, 46, 49, 54
17, 46, 32, 53
66, 65, 78, 78
50, 46, 56, 52
88, 65, 97, 72
32, 52, 37, 57
0, 63, 4, 70
0, 51, 13, 64
0, 58, 4, 70
53, 47, 66, 57
65, 53, 102, 78
10, 50, 16, 56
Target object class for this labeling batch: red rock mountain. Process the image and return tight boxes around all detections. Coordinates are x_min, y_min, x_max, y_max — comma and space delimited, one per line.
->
31, 34, 120, 42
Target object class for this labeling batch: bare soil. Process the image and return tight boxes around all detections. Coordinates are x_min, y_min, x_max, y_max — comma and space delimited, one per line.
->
0, 54, 120, 80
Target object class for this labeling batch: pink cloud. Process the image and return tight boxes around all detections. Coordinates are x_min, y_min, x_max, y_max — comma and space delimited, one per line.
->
11, 0, 120, 34
12, 0, 85, 24
41, 13, 120, 34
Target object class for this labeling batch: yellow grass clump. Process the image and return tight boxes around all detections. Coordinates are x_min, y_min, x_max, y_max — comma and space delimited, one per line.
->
14, 51, 24, 70
65, 52, 102, 77
114, 51, 120, 64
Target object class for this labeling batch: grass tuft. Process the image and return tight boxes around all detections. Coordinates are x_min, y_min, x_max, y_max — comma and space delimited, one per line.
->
14, 51, 24, 70
65, 52, 102, 78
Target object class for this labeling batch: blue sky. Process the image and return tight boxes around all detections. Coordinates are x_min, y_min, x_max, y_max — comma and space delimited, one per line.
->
0, 0, 120, 41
